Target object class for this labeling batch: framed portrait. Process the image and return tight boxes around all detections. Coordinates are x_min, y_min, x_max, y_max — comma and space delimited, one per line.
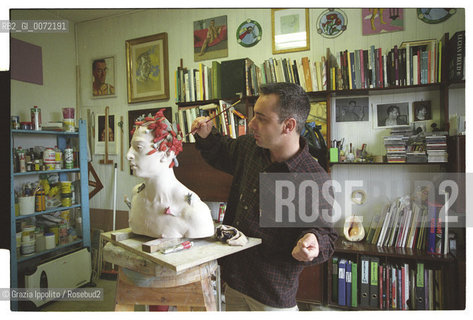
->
335, 97, 369, 122
194, 16, 228, 62
375, 102, 410, 128
126, 33, 169, 103
272, 8, 310, 54
94, 113, 118, 155
92, 56, 116, 98
127, 107, 172, 174
413, 100, 432, 121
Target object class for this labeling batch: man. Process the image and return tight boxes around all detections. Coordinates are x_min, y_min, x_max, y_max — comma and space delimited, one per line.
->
339, 100, 362, 121
92, 59, 115, 96
192, 82, 337, 311
384, 105, 406, 126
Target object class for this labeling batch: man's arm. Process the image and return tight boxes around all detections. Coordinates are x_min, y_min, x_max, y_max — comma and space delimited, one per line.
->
292, 228, 338, 264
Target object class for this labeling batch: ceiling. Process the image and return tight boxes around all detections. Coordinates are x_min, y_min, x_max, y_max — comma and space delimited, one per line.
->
41, 9, 141, 23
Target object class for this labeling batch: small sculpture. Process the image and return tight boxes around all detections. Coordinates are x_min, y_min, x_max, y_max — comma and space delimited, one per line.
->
126, 109, 215, 239
343, 215, 365, 242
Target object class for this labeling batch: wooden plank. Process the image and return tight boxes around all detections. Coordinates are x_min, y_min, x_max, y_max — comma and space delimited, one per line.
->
101, 228, 262, 273
142, 238, 180, 253
110, 227, 135, 241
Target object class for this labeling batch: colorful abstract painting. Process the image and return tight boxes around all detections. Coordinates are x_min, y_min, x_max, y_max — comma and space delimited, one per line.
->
362, 8, 404, 35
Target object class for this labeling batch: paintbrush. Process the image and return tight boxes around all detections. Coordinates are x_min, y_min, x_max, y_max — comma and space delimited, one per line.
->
185, 99, 241, 137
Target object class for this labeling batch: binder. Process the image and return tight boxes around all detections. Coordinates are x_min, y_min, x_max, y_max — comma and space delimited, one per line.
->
331, 257, 338, 303
346, 261, 352, 306
369, 257, 380, 308
338, 259, 347, 306
351, 261, 358, 307
415, 262, 425, 310
360, 255, 370, 307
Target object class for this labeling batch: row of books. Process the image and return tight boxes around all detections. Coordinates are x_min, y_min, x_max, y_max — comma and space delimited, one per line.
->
176, 100, 247, 143
332, 257, 444, 310
175, 61, 219, 103
365, 195, 449, 255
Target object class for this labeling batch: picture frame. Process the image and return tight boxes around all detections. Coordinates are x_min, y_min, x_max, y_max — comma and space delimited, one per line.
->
413, 100, 432, 121
126, 33, 169, 103
362, 8, 404, 35
271, 8, 310, 54
194, 15, 228, 62
375, 102, 410, 128
127, 107, 172, 175
335, 97, 369, 122
94, 113, 118, 155
91, 56, 116, 98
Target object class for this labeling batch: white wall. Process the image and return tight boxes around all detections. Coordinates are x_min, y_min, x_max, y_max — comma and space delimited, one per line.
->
11, 8, 466, 214
10, 10, 77, 125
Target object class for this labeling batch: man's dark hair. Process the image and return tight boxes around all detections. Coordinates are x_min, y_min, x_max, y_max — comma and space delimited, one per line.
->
259, 82, 310, 134
386, 105, 400, 115
92, 59, 106, 72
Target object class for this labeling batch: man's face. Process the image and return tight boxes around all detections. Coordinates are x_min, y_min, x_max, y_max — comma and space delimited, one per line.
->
93, 62, 107, 84
389, 108, 400, 118
248, 94, 285, 149
126, 126, 167, 178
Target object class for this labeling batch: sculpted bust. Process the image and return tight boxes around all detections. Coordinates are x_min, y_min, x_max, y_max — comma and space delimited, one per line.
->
126, 110, 214, 239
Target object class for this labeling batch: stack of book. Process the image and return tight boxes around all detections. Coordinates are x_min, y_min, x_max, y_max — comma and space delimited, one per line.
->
384, 126, 414, 163
406, 135, 427, 163
426, 134, 448, 162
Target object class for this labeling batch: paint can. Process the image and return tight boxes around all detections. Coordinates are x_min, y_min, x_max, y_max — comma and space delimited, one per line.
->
64, 148, 74, 169
44, 233, 55, 250
11, 116, 20, 129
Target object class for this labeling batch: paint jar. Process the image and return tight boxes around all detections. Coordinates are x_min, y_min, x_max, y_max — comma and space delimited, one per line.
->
19, 196, 35, 216
61, 193, 72, 207
43, 147, 56, 163
21, 239, 36, 255
44, 233, 55, 250
62, 108, 75, 132
61, 181, 72, 193
22, 225, 36, 241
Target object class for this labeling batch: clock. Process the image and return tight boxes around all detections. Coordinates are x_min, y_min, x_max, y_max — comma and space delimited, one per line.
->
236, 19, 262, 47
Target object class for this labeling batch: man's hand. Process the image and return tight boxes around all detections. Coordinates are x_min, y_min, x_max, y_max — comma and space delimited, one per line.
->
191, 116, 213, 139
291, 233, 319, 262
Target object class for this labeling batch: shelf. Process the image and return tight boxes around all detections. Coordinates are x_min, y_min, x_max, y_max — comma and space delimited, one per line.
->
13, 168, 80, 176
17, 239, 83, 263
12, 129, 79, 136
334, 238, 454, 262
330, 162, 447, 166
15, 204, 81, 220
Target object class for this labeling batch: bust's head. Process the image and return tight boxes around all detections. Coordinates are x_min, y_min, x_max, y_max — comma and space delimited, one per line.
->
127, 110, 183, 178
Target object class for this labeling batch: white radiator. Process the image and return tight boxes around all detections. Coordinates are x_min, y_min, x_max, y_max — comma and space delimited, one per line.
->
24, 248, 91, 307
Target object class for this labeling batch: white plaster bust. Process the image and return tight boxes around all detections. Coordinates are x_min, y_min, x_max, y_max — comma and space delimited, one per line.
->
126, 112, 214, 239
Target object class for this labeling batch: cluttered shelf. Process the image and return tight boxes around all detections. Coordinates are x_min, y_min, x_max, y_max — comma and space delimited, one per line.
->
333, 237, 454, 262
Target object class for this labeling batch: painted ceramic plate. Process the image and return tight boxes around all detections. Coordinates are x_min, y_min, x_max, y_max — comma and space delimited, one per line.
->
417, 8, 456, 24
316, 9, 347, 38
236, 19, 262, 47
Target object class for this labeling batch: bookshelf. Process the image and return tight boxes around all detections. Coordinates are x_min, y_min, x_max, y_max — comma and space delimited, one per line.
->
173, 31, 465, 310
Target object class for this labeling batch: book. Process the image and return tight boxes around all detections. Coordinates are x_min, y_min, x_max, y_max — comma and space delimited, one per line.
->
211, 61, 222, 99
301, 57, 313, 92
221, 58, 251, 99
447, 30, 465, 81
331, 257, 338, 303
346, 261, 352, 307
360, 255, 370, 307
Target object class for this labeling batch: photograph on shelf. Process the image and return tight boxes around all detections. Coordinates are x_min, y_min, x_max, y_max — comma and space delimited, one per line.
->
127, 107, 172, 174
413, 100, 432, 121
94, 113, 118, 155
362, 8, 404, 35
374, 102, 410, 128
91, 56, 115, 98
271, 8, 310, 54
335, 97, 369, 122
193, 15, 228, 62
126, 32, 169, 103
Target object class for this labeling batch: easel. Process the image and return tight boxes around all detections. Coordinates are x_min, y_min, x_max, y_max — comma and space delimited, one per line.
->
100, 106, 113, 165
101, 228, 261, 311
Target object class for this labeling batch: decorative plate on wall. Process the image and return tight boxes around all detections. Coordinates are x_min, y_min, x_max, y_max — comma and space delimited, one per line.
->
417, 8, 456, 24
316, 9, 347, 38
236, 19, 262, 47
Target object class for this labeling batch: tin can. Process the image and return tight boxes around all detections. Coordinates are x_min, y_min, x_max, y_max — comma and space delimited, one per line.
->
20, 122, 32, 130
11, 116, 20, 129
64, 148, 74, 169
31, 106, 42, 131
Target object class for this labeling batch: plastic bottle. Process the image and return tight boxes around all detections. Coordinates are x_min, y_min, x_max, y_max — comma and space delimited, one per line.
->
18, 147, 26, 173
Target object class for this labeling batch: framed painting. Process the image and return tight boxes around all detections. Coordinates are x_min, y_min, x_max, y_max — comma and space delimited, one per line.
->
362, 8, 404, 35
94, 113, 118, 155
127, 107, 172, 174
126, 33, 169, 103
375, 102, 410, 128
272, 8, 310, 54
194, 16, 228, 62
92, 56, 116, 98
413, 100, 432, 121
335, 97, 369, 122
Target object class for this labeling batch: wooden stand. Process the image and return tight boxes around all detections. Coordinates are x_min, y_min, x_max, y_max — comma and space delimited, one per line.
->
101, 228, 261, 312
